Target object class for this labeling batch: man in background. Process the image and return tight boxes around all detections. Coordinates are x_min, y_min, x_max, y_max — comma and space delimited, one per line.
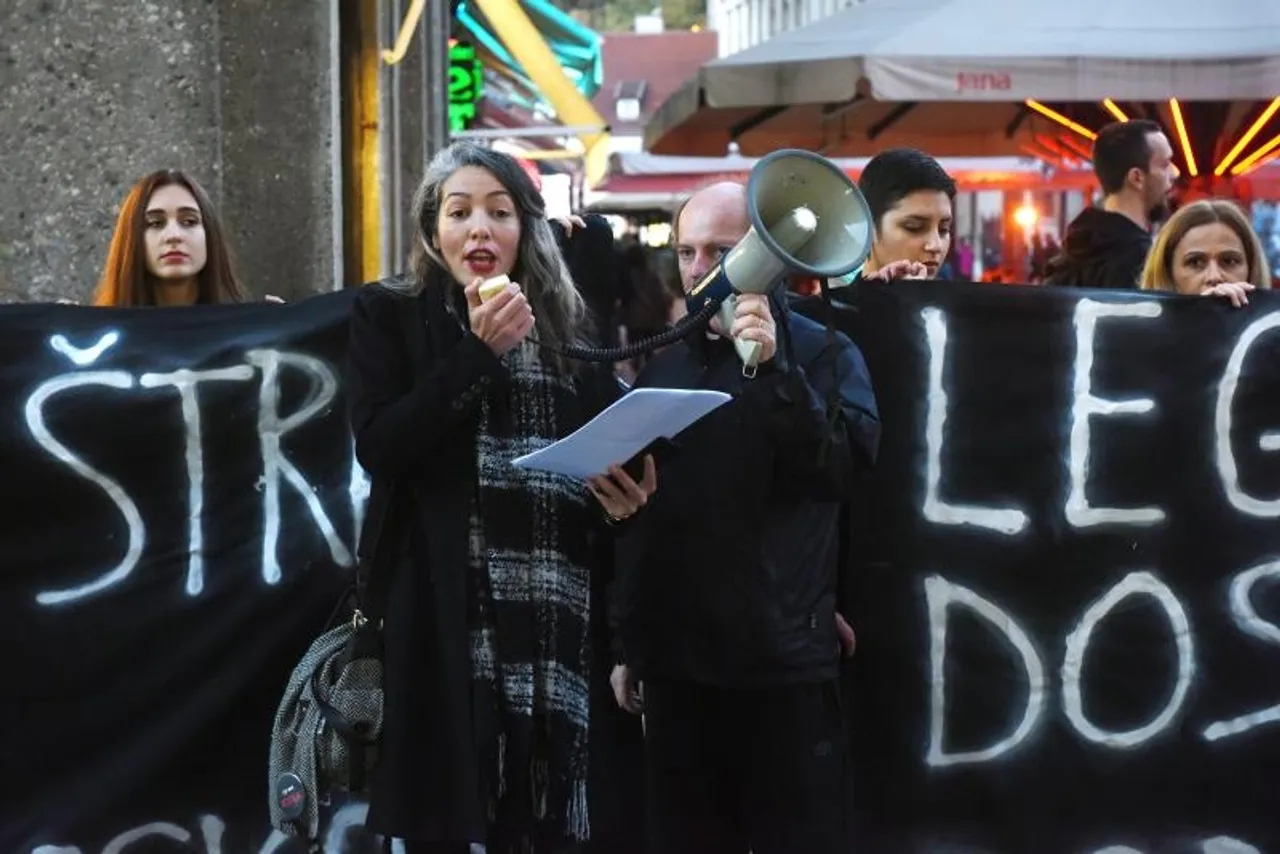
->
1045, 119, 1178, 288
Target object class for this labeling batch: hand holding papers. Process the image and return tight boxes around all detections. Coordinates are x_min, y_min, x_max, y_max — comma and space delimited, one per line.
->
512, 388, 731, 480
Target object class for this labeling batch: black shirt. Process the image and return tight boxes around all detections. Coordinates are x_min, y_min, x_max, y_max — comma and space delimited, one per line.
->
1044, 206, 1152, 289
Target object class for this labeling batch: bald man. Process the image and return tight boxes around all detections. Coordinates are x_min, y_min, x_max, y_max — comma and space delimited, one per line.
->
605, 181, 880, 854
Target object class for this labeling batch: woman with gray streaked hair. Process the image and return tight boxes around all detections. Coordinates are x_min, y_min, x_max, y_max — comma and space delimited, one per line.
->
346, 142, 654, 854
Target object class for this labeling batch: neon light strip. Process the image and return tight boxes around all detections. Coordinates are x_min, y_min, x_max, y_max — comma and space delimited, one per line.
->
1215, 97, 1280, 176
1231, 133, 1280, 176
1169, 98, 1198, 178
1025, 100, 1097, 141
1056, 134, 1093, 161
1102, 99, 1129, 122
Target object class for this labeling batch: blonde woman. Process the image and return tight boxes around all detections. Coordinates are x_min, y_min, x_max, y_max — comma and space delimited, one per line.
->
1140, 199, 1271, 308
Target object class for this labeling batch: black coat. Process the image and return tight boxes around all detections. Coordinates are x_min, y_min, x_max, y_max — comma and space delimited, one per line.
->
1043, 206, 1151, 289
609, 294, 881, 687
553, 213, 623, 349
346, 281, 644, 847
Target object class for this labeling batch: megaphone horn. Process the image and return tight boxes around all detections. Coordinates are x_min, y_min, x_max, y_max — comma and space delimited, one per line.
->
685, 149, 874, 376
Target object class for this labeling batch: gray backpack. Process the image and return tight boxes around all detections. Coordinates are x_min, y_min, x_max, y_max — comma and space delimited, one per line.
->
267, 609, 383, 844
267, 282, 419, 847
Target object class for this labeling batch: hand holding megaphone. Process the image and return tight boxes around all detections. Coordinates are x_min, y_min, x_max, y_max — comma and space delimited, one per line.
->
522, 150, 873, 371
684, 149, 874, 377
712, 293, 777, 365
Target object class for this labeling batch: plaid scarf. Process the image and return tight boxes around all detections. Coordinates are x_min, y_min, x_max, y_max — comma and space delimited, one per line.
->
467, 339, 594, 851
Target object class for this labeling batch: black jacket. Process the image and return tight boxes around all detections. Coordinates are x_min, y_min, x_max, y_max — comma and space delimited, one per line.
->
553, 213, 623, 348
608, 294, 880, 687
1043, 206, 1151, 289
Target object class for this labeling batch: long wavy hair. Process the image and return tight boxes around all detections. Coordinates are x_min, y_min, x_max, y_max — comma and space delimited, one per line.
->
393, 143, 589, 373
93, 169, 250, 307
1141, 199, 1272, 292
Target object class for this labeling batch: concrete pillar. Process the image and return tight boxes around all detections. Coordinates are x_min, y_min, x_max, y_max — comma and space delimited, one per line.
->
0, 0, 341, 302
379, 0, 451, 274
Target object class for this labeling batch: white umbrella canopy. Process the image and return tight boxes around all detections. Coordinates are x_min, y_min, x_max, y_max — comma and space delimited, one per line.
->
701, 0, 1280, 106
645, 0, 1280, 161
583, 151, 1098, 214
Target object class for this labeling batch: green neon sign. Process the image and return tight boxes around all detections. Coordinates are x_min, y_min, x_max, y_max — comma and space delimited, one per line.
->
448, 41, 483, 133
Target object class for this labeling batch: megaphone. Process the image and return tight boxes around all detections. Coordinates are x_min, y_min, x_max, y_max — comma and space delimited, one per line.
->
685, 148, 874, 375
527, 149, 872, 371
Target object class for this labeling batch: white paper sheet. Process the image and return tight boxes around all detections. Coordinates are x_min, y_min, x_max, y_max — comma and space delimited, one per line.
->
512, 387, 731, 479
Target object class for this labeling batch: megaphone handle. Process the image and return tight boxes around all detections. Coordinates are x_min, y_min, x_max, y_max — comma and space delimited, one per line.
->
718, 295, 763, 378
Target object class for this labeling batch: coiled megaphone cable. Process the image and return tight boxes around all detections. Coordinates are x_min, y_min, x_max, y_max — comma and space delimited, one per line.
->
527, 297, 721, 363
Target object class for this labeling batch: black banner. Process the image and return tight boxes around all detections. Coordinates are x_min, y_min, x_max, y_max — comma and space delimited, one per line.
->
821, 282, 1280, 854
3, 292, 364, 853
5, 284, 1280, 853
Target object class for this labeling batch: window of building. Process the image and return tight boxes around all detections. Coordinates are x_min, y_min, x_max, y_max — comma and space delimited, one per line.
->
614, 79, 647, 122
